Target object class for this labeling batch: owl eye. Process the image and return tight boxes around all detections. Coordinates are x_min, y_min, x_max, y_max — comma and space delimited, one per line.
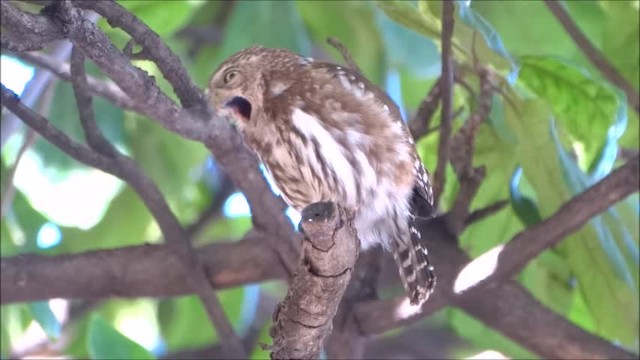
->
223, 70, 239, 85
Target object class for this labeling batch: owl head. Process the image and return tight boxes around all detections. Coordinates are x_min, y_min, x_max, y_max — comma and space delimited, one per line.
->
207, 46, 304, 130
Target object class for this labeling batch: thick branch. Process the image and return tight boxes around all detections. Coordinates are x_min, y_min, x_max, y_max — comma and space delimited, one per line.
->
1, 235, 285, 304
355, 156, 639, 359
463, 154, 639, 291
70, 49, 244, 356
544, 0, 639, 115
3, 2, 298, 262
40, 1, 208, 141
270, 202, 359, 359
0, 1, 64, 51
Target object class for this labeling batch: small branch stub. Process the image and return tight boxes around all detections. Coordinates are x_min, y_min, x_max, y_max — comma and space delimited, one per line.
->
270, 202, 359, 359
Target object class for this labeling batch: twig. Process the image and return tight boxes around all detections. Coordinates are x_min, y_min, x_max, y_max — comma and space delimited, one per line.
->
464, 199, 509, 226
446, 68, 494, 235
327, 37, 362, 74
67, 50, 245, 358
269, 202, 359, 359
544, 0, 639, 115
72, 0, 204, 108
0, 129, 37, 219
185, 174, 236, 240
69, 48, 119, 157
433, 0, 455, 206
1, 85, 118, 172
12, 51, 142, 114
409, 77, 442, 140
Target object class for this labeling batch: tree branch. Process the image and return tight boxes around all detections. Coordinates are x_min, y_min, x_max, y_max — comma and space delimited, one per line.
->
3, 2, 299, 269
72, 0, 204, 109
433, 0, 455, 206
67, 48, 245, 357
40, 1, 209, 141
446, 68, 494, 235
544, 0, 640, 115
1, 235, 285, 304
409, 77, 442, 140
0, 1, 64, 51
269, 202, 359, 359
354, 156, 639, 359
13, 51, 142, 113
1, 84, 118, 172
459, 154, 639, 292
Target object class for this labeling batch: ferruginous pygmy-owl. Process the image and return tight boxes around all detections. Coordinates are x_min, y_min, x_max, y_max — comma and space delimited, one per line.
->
207, 46, 436, 305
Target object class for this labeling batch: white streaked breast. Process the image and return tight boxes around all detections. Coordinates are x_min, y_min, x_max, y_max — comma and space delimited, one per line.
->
292, 108, 358, 206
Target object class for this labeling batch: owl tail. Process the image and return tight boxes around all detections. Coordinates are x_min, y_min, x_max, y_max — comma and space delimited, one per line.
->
392, 220, 436, 306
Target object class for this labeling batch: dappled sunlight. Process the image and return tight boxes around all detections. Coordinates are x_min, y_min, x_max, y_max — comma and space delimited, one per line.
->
13, 150, 123, 229
113, 301, 160, 352
466, 350, 510, 359
454, 245, 504, 294
394, 296, 423, 321
9, 300, 68, 356
0, 55, 34, 95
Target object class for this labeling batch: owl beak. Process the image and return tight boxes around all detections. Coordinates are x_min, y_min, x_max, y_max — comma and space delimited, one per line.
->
223, 96, 252, 122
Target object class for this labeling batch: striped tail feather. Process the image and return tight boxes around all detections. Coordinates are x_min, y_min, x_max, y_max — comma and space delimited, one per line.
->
392, 216, 436, 306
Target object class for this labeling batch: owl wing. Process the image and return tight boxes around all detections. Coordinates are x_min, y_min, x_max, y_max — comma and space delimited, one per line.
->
412, 161, 436, 219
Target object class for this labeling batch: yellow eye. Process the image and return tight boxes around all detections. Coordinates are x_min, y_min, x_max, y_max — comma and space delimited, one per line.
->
223, 70, 238, 84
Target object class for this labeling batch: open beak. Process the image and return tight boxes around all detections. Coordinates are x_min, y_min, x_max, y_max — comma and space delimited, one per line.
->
222, 96, 252, 122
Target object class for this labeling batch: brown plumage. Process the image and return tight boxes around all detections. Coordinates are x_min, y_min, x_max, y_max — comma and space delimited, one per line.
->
207, 46, 436, 306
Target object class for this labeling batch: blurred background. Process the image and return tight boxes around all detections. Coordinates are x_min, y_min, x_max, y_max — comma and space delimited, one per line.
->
1, 0, 638, 359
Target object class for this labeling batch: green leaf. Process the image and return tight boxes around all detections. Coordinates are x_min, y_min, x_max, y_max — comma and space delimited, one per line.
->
601, 1, 640, 91
127, 112, 208, 219
28, 301, 61, 339
87, 314, 155, 360
376, 1, 441, 40
376, 8, 440, 77
159, 288, 244, 351
216, 0, 311, 60
455, 0, 517, 79
550, 124, 637, 290
448, 308, 537, 359
509, 167, 542, 227
250, 321, 272, 360
504, 98, 639, 346
118, 1, 202, 38
58, 187, 152, 253
298, 1, 385, 83
518, 250, 574, 316
470, 1, 599, 65
517, 56, 620, 167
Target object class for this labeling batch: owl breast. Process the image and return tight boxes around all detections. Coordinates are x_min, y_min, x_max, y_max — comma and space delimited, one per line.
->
256, 105, 416, 249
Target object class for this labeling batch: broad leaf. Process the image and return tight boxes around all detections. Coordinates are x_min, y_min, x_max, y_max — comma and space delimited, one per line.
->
86, 314, 155, 360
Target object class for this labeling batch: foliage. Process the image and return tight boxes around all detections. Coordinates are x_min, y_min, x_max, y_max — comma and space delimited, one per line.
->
1, 0, 638, 358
